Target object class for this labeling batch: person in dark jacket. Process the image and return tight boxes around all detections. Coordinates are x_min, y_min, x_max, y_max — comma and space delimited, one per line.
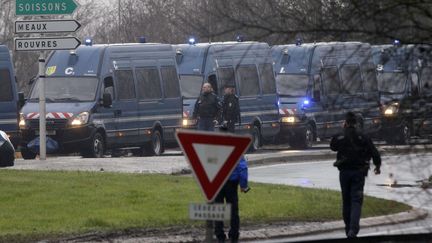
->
330, 112, 381, 239
193, 82, 221, 131
214, 155, 249, 243
221, 84, 241, 133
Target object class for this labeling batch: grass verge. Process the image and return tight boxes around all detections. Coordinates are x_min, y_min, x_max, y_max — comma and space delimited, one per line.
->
0, 170, 410, 241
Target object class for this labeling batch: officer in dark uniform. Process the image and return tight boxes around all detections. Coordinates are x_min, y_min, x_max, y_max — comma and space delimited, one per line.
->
221, 84, 241, 133
330, 112, 381, 239
192, 82, 221, 131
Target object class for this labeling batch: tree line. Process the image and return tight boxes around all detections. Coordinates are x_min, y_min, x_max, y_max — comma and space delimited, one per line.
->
1, 0, 431, 93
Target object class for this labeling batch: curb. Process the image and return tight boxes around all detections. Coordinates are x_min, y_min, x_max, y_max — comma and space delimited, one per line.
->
241, 208, 428, 241
104, 208, 427, 243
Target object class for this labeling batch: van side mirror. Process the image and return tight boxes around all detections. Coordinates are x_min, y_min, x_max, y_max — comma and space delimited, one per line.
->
312, 90, 321, 102
18, 92, 25, 108
102, 93, 112, 108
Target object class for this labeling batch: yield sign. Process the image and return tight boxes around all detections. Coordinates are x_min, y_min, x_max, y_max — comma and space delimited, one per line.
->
176, 130, 252, 202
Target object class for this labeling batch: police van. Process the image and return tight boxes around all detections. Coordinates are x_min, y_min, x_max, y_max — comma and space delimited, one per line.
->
19, 42, 182, 159
175, 40, 280, 151
0, 45, 24, 148
373, 44, 432, 144
272, 42, 382, 148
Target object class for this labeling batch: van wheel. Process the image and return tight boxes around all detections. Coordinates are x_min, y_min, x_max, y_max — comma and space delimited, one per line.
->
290, 124, 314, 149
248, 126, 261, 152
21, 146, 36, 160
144, 130, 164, 156
81, 132, 105, 158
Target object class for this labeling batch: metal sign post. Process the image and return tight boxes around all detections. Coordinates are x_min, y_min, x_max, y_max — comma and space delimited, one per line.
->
176, 130, 251, 243
14, 0, 81, 160
38, 52, 46, 160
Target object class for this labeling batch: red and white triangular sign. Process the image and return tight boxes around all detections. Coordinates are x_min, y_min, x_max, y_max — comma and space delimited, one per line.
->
176, 130, 252, 202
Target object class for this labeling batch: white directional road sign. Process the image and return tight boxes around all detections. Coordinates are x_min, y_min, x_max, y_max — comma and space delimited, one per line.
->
15, 20, 81, 34
15, 37, 81, 51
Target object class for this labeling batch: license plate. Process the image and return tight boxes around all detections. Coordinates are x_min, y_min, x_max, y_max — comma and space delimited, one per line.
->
35, 130, 56, 136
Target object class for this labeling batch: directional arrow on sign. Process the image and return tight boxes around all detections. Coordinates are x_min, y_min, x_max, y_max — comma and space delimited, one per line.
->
15, 37, 81, 51
175, 130, 252, 202
16, 0, 80, 16
15, 20, 81, 34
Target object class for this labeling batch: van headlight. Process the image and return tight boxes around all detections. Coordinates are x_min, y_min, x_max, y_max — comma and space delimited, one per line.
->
281, 116, 300, 123
182, 119, 196, 127
19, 113, 26, 128
71, 112, 89, 126
383, 103, 399, 116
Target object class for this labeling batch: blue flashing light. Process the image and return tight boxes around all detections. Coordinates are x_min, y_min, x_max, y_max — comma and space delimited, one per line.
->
277, 99, 281, 107
188, 37, 196, 45
295, 38, 303, 46
236, 34, 245, 42
138, 36, 146, 43
84, 37, 92, 46
303, 99, 310, 105
393, 39, 401, 46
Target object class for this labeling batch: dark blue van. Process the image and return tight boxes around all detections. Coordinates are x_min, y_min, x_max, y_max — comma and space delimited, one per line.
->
0, 45, 23, 148
20, 43, 182, 159
175, 41, 280, 151
372, 44, 432, 144
272, 42, 382, 148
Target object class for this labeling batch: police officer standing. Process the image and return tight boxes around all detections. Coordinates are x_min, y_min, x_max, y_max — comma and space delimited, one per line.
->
221, 84, 241, 133
192, 82, 221, 131
330, 112, 381, 239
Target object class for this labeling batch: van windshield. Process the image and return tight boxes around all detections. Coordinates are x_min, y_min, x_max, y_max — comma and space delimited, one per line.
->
30, 77, 99, 102
180, 75, 203, 98
276, 74, 309, 97
377, 72, 406, 93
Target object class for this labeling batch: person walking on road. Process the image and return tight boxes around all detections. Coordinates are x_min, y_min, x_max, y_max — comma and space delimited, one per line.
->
221, 84, 241, 133
330, 112, 381, 239
192, 82, 221, 131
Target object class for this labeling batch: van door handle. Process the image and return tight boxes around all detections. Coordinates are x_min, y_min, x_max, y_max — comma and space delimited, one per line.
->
114, 110, 122, 117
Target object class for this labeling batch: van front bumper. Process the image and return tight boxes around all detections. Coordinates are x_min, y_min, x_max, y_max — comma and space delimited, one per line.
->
279, 121, 308, 138
21, 125, 96, 153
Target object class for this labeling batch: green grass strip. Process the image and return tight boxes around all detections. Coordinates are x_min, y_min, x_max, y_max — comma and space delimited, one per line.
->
0, 170, 410, 241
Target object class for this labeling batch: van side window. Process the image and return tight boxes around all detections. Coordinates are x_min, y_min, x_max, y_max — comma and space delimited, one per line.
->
362, 63, 378, 92
411, 73, 419, 96
420, 67, 432, 93
217, 67, 235, 90
322, 66, 340, 95
115, 69, 136, 100
0, 69, 13, 102
161, 66, 180, 98
103, 76, 115, 99
259, 63, 277, 94
340, 64, 363, 94
237, 65, 260, 96
136, 68, 162, 100
208, 75, 219, 95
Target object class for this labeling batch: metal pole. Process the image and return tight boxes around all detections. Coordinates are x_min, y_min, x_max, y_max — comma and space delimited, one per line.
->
205, 219, 213, 243
118, 0, 121, 43
205, 201, 214, 243
38, 52, 46, 160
